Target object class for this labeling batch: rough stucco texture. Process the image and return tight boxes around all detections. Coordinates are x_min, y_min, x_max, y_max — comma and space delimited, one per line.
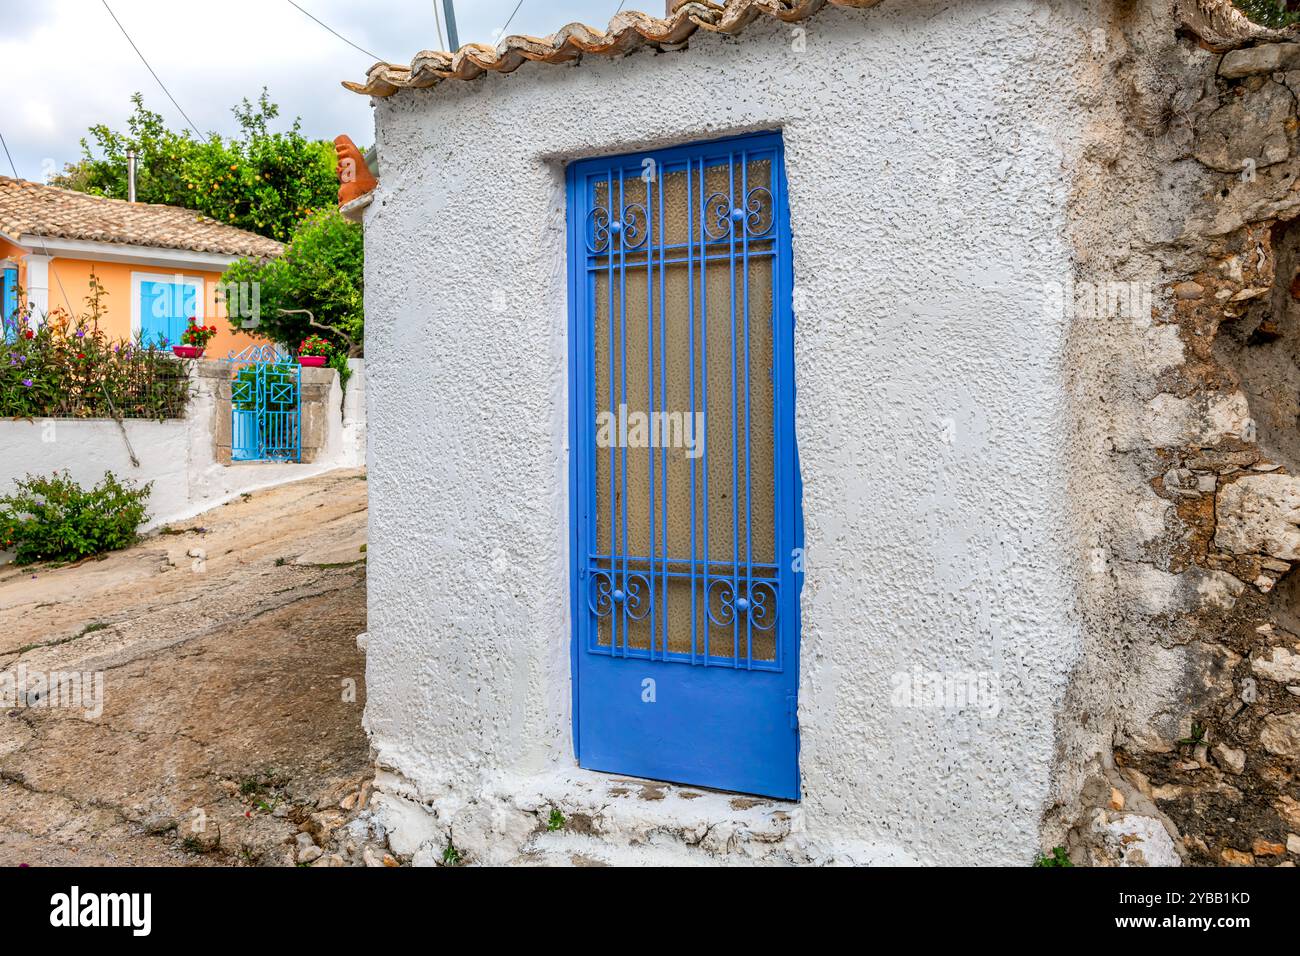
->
362, 0, 1092, 864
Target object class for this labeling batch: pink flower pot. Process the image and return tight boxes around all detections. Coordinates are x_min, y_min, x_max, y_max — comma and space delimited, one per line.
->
299, 355, 328, 367
172, 345, 205, 359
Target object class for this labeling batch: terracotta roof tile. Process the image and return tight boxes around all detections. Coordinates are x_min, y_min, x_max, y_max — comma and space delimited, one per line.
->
344, 0, 885, 98
345, 0, 1294, 98
0, 176, 283, 259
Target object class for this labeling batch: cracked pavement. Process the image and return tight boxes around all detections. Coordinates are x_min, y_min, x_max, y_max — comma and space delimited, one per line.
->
0, 470, 371, 866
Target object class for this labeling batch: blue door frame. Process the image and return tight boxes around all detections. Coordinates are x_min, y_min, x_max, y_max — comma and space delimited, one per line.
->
567, 131, 803, 800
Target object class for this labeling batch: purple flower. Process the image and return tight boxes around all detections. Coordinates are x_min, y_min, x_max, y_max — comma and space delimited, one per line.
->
75, 329, 86, 338
21, 379, 33, 388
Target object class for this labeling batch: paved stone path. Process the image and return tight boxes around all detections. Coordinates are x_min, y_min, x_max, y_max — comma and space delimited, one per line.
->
0, 470, 374, 866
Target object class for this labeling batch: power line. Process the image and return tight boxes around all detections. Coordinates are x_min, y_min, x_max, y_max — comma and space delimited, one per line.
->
500, 0, 525, 38
285, 0, 384, 61
0, 131, 17, 181
432, 1, 446, 50
101, 0, 204, 139
0, 128, 76, 318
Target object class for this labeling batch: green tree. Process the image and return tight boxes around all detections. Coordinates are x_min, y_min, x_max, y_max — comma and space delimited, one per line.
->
222, 208, 363, 357
52, 91, 337, 243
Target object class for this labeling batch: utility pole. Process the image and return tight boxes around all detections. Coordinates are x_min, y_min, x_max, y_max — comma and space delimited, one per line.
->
441, 0, 459, 51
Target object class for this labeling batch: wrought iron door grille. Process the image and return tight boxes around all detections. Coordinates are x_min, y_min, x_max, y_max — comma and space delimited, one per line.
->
572, 134, 795, 672
228, 345, 302, 462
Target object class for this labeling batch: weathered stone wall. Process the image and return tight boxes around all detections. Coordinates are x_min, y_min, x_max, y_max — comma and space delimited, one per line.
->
1051, 12, 1300, 867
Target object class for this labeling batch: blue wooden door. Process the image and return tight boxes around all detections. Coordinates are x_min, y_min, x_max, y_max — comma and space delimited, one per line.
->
140, 279, 198, 348
568, 132, 803, 800
2, 267, 17, 341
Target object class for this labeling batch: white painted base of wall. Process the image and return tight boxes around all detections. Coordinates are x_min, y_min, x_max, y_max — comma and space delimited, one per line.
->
0, 361, 367, 552
370, 765, 921, 867
0, 417, 349, 533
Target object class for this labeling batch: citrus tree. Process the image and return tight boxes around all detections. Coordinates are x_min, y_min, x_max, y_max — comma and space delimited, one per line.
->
52, 91, 337, 243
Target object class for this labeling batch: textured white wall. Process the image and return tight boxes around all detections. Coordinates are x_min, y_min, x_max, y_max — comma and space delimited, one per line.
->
363, 0, 1093, 864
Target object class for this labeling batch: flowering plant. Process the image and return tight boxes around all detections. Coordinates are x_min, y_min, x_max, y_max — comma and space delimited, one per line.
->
298, 333, 331, 357
1, 276, 190, 420
181, 320, 218, 348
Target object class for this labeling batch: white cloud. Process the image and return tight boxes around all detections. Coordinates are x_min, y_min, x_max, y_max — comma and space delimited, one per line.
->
0, 0, 630, 180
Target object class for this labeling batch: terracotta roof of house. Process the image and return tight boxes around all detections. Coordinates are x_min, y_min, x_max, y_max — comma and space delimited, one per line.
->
344, 0, 1289, 99
344, 0, 883, 97
0, 176, 283, 259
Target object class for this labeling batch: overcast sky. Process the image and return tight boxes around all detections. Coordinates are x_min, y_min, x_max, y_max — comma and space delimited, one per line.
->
0, 0, 630, 181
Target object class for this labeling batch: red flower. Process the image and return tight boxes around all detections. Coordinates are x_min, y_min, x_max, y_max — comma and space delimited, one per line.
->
23, 330, 33, 339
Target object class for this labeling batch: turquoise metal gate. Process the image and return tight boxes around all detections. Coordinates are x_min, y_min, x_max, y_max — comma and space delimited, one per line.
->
228, 345, 301, 462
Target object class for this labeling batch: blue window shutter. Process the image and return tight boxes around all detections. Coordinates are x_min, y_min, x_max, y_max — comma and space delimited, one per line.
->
2, 267, 17, 342
177, 282, 199, 344
140, 280, 197, 347
140, 281, 169, 346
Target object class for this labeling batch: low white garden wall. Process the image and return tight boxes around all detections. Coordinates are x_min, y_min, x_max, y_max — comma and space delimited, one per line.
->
0, 359, 367, 537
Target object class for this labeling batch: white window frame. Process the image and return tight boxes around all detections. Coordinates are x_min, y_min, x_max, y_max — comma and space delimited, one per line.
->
130, 272, 206, 337
25, 255, 50, 325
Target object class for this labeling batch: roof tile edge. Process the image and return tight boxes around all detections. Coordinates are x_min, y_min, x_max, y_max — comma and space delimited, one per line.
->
342, 0, 887, 98
343, 0, 1300, 99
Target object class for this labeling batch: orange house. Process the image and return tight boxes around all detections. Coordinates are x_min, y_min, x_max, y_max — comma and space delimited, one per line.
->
0, 176, 281, 356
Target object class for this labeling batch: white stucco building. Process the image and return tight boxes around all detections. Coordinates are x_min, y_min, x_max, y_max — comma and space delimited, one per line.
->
346, 0, 1300, 866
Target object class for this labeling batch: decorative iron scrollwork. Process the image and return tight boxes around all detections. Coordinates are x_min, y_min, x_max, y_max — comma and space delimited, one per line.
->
619, 203, 649, 250
587, 203, 650, 253
227, 343, 289, 363
703, 193, 732, 241
744, 185, 774, 237
706, 578, 778, 631
589, 569, 652, 621
701, 186, 774, 241
586, 207, 611, 254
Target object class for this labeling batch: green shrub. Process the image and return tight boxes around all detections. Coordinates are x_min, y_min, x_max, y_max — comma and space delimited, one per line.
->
327, 350, 352, 392
222, 209, 363, 356
1033, 847, 1074, 868
1232, 0, 1300, 28
0, 471, 152, 565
